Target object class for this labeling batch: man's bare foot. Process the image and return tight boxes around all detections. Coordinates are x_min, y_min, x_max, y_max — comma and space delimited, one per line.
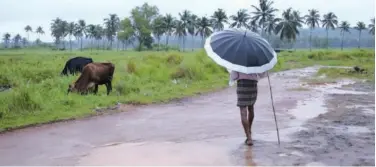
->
245, 138, 254, 146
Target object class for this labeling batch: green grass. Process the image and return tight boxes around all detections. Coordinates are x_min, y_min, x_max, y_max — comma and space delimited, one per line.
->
0, 48, 374, 131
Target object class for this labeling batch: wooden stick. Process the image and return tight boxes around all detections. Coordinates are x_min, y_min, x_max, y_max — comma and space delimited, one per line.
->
266, 72, 281, 145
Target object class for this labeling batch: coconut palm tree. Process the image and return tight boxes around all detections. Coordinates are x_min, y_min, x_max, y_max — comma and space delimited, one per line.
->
196, 16, 213, 47
211, 8, 228, 31
24, 25, 32, 45
76, 19, 86, 50
73, 23, 83, 49
179, 10, 191, 51
264, 16, 281, 41
304, 9, 320, 51
36, 26, 44, 41
354, 21, 367, 48
230, 9, 251, 29
2, 33, 11, 48
104, 14, 120, 50
251, 0, 278, 36
292, 10, 304, 26
174, 20, 187, 51
368, 18, 375, 36
249, 19, 260, 32
86, 24, 96, 51
187, 14, 198, 51
13, 34, 22, 48
22, 37, 28, 47
51, 18, 68, 49
163, 14, 176, 49
275, 8, 300, 42
94, 25, 104, 49
338, 21, 351, 50
152, 15, 165, 51
67, 22, 75, 51
321, 12, 338, 49
59, 20, 69, 49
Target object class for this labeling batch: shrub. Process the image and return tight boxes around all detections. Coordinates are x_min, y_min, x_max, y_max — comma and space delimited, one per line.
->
166, 53, 183, 65
127, 61, 136, 73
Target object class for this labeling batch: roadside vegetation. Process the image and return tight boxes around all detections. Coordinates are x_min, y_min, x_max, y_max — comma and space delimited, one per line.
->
0, 0, 374, 131
0, 49, 374, 131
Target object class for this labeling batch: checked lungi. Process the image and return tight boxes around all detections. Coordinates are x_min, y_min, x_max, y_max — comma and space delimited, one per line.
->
236, 79, 258, 107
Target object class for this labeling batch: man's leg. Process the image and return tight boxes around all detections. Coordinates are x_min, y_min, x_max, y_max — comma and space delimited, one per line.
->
247, 105, 255, 145
240, 106, 252, 145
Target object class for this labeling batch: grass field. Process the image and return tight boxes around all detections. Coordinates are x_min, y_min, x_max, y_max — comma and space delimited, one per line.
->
0, 48, 374, 131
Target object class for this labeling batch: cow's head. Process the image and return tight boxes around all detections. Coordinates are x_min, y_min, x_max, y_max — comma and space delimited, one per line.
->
67, 83, 77, 95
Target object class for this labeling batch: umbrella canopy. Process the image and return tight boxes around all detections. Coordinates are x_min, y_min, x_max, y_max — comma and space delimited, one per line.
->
204, 28, 277, 74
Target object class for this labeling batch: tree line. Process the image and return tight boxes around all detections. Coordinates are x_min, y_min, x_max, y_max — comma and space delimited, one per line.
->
2, 0, 375, 51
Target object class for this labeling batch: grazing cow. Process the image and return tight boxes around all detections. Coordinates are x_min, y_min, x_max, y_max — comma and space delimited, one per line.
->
61, 57, 93, 76
67, 62, 115, 95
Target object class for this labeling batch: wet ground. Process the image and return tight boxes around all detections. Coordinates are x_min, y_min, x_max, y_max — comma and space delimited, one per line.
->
0, 66, 374, 166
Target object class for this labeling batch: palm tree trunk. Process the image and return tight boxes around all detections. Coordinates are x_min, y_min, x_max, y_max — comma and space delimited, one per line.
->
165, 34, 169, 51
157, 38, 160, 51
102, 39, 105, 50
358, 31, 361, 49
27, 33, 30, 47
191, 35, 194, 51
110, 39, 113, 50
90, 38, 93, 52
326, 29, 329, 49
309, 29, 312, 51
201, 35, 204, 48
341, 33, 344, 51
80, 37, 83, 51
117, 40, 119, 51
182, 36, 185, 52
69, 35, 72, 51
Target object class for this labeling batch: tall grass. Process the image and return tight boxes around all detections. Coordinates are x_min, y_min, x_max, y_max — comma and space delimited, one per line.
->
0, 48, 374, 130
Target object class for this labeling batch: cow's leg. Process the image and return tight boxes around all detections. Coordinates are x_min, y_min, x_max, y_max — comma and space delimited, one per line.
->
105, 81, 112, 95
94, 84, 98, 95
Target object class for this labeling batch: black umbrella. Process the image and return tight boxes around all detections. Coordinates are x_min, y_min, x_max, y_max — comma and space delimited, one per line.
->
204, 28, 277, 74
204, 28, 281, 145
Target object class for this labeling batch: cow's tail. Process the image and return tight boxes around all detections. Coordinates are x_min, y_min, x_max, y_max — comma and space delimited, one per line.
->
61, 62, 69, 76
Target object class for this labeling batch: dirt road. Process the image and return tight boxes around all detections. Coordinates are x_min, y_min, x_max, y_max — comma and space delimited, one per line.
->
0, 66, 374, 166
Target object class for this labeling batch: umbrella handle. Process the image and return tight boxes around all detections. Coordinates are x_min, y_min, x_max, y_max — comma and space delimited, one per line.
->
267, 72, 281, 145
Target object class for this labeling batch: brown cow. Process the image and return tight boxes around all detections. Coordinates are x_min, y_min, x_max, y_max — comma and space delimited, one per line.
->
67, 62, 115, 95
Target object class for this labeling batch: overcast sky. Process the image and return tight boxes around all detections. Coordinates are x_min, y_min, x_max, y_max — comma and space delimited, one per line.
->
0, 0, 374, 42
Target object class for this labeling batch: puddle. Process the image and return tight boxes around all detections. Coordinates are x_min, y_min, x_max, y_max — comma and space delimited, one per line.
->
345, 126, 371, 133
362, 108, 375, 115
312, 80, 369, 95
289, 97, 327, 121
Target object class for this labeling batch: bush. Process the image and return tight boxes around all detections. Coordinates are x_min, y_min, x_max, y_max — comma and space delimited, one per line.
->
6, 89, 41, 113
166, 53, 183, 65
127, 61, 136, 73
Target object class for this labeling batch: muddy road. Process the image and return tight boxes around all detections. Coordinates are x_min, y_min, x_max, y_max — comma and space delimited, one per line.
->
0, 66, 374, 166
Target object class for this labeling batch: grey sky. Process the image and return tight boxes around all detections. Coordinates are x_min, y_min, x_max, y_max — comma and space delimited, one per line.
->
0, 0, 374, 42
